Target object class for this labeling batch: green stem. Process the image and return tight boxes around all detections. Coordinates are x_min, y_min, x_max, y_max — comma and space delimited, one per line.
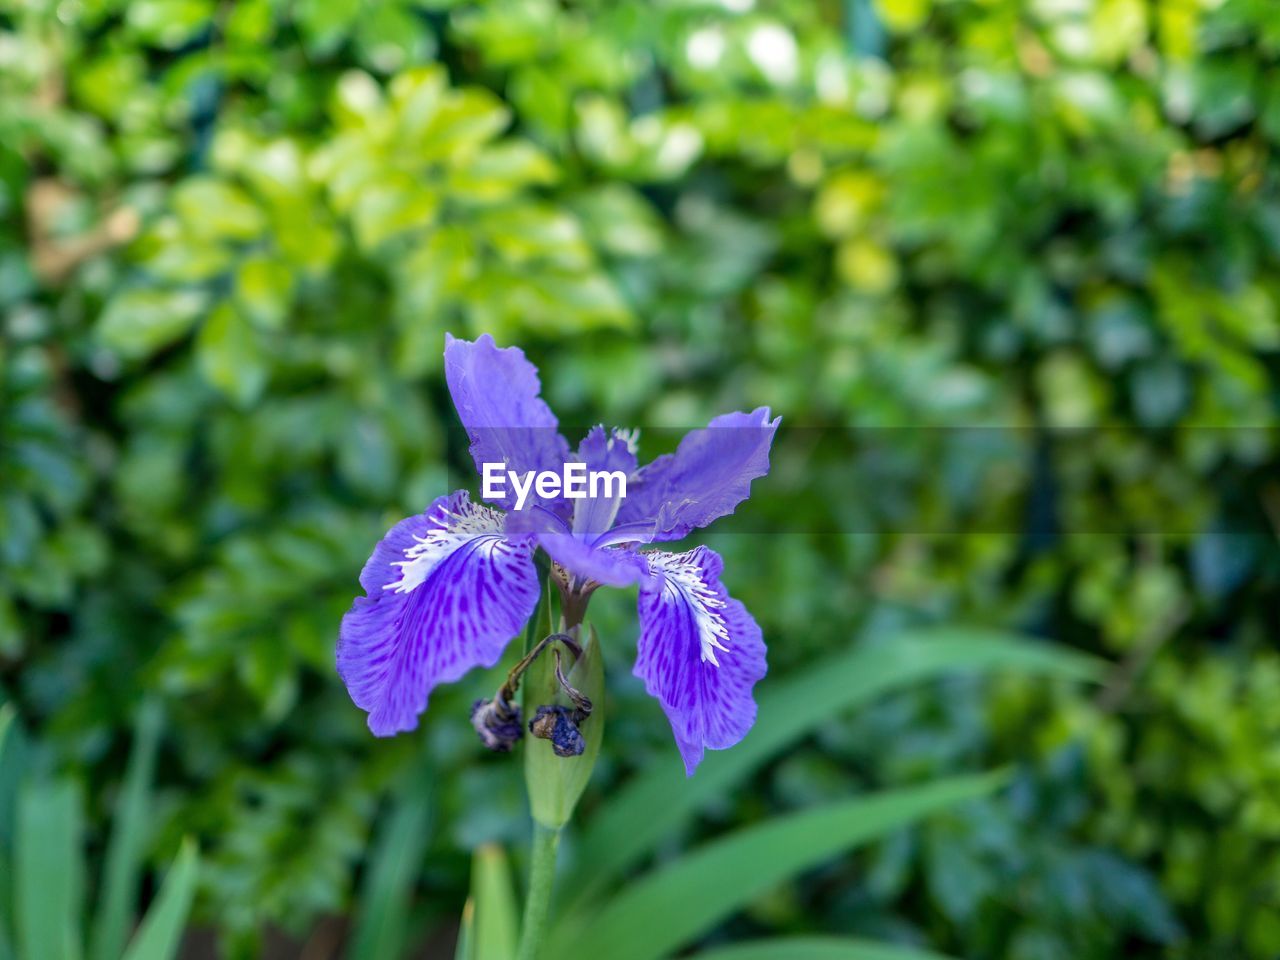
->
516, 823, 561, 960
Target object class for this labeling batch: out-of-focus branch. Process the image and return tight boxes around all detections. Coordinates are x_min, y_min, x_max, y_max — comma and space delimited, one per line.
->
26, 178, 139, 285
1095, 598, 1190, 713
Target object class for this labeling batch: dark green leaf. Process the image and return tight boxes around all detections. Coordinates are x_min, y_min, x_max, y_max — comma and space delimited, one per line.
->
554, 772, 1008, 960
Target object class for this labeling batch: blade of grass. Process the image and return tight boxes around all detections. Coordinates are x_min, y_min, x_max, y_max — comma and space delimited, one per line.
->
453, 900, 474, 960
0, 705, 12, 756
567, 628, 1099, 905
0, 853, 12, 960
91, 701, 163, 960
347, 765, 434, 960
694, 938, 956, 960
470, 845, 518, 960
120, 839, 198, 960
0, 704, 16, 960
16, 779, 83, 960
553, 771, 1007, 960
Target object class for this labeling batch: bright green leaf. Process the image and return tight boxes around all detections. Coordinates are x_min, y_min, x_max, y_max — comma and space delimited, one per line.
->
98, 289, 208, 360
16, 779, 83, 960
471, 845, 518, 960
234, 256, 293, 330
121, 839, 199, 960
91, 702, 164, 960
348, 766, 434, 960
195, 302, 269, 407
172, 177, 265, 241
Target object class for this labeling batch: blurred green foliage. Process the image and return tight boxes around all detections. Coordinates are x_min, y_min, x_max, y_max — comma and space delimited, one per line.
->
0, 704, 200, 960
3, 0, 1280, 956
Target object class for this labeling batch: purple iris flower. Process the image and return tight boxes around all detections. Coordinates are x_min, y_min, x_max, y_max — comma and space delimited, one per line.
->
337, 334, 779, 775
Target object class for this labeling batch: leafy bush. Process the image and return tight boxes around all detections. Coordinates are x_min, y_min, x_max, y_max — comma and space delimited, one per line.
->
3, 0, 1279, 956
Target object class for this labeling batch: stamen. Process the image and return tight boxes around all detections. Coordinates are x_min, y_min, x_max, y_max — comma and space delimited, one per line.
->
612, 427, 640, 454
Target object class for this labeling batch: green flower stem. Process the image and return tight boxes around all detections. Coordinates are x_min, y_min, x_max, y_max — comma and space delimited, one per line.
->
516, 822, 561, 960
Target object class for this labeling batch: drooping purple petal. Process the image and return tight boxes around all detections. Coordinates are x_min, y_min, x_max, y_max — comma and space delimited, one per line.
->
634, 546, 767, 775
337, 491, 539, 736
444, 333, 571, 512
541, 532, 653, 588
505, 498, 651, 587
617, 408, 780, 542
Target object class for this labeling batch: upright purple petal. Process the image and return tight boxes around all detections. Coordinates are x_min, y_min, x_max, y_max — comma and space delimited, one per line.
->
570, 425, 639, 538
617, 408, 780, 542
337, 491, 539, 736
634, 546, 767, 775
444, 333, 571, 512
576, 425, 639, 477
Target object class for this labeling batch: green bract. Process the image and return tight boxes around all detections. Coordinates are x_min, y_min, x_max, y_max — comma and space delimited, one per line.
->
523, 625, 606, 831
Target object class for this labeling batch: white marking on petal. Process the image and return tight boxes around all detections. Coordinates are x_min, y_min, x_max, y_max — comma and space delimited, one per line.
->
649, 551, 730, 667
388, 499, 508, 594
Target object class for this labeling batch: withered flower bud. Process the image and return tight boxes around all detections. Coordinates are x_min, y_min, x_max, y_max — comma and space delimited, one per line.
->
528, 705, 586, 757
470, 696, 523, 752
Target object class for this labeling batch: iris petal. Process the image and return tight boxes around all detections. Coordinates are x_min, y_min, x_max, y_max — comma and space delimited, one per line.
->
618, 408, 780, 542
506, 501, 651, 587
634, 546, 767, 775
337, 491, 539, 736
444, 333, 571, 513
570, 425, 639, 538
541, 533, 652, 587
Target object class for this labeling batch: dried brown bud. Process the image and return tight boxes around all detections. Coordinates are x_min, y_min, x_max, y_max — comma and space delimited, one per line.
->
528, 705, 586, 757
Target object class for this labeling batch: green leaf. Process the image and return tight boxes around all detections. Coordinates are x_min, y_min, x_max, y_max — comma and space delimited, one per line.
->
234, 256, 293, 330
347, 766, 434, 960
693, 938, 957, 960
454, 901, 474, 960
350, 173, 441, 250
294, 0, 361, 54
470, 845, 518, 960
524, 625, 605, 830
16, 779, 83, 960
416, 88, 511, 159
125, 0, 214, 49
566, 629, 1101, 907
553, 772, 1007, 960
447, 142, 558, 202
91, 702, 163, 960
172, 177, 265, 241
479, 205, 591, 267
120, 839, 199, 960
195, 302, 269, 407
98, 289, 208, 360
0, 707, 14, 960
0, 878, 11, 960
